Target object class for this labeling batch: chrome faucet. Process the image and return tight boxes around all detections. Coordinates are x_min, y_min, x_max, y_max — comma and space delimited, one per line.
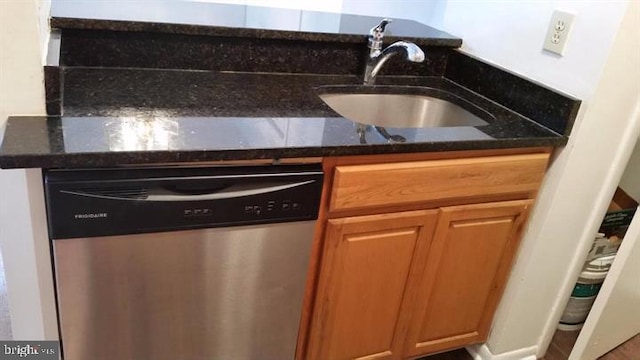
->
363, 18, 426, 85
359, 19, 425, 144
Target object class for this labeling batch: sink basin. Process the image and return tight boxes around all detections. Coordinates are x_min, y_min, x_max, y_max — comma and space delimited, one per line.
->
318, 90, 491, 128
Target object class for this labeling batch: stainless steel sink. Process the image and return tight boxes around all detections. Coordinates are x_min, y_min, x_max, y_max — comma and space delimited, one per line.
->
318, 93, 490, 128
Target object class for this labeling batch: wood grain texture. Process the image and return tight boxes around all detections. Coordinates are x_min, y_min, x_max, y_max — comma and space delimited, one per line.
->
328, 147, 553, 167
543, 330, 581, 360
297, 148, 551, 360
589, 333, 640, 360
327, 192, 532, 220
306, 210, 438, 360
330, 154, 549, 212
403, 200, 533, 357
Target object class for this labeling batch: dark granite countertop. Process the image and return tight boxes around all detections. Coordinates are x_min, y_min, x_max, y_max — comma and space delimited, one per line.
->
0, 69, 565, 169
50, 1, 462, 48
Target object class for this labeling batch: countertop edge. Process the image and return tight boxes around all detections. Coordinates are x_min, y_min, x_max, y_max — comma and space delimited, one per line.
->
0, 137, 566, 170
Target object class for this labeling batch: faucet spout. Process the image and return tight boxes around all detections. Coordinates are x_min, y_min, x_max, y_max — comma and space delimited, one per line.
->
394, 41, 426, 62
364, 41, 425, 85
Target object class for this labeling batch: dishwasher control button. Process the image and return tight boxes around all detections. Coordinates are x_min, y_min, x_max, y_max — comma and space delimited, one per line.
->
254, 206, 262, 215
183, 209, 193, 217
244, 206, 254, 214
193, 209, 203, 216
282, 200, 291, 211
292, 203, 300, 210
202, 208, 213, 216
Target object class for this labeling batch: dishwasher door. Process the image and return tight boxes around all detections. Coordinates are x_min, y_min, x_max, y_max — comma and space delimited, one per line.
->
45, 164, 323, 360
53, 221, 314, 360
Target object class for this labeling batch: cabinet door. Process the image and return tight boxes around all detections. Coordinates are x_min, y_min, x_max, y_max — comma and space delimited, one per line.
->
403, 200, 533, 357
306, 210, 438, 360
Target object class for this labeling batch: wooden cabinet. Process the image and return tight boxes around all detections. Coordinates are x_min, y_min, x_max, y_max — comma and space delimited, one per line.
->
298, 150, 551, 360
306, 211, 438, 360
330, 154, 548, 212
402, 201, 532, 357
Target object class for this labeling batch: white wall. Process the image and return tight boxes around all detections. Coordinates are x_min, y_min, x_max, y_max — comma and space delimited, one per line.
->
619, 138, 640, 202
191, 0, 343, 13
0, 0, 58, 340
341, 0, 447, 28
36, 0, 52, 62
440, 1, 627, 100
440, 1, 640, 358
198, 0, 446, 20
195, 0, 448, 26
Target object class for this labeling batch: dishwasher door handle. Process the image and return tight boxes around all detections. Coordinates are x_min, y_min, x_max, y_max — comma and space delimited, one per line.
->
60, 180, 316, 202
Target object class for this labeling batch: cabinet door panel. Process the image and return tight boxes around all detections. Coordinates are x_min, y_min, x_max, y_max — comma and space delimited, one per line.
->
404, 200, 533, 357
306, 210, 438, 360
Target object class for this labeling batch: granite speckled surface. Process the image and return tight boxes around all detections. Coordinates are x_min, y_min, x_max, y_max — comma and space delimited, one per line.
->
0, 69, 565, 169
58, 29, 450, 76
0, 115, 561, 169
446, 51, 581, 135
61, 69, 350, 117
44, 66, 61, 115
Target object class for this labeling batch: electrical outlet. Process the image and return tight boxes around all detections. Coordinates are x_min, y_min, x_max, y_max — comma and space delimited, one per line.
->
543, 10, 575, 56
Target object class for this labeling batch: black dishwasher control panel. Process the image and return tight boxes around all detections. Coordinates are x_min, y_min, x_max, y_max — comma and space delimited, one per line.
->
44, 164, 323, 239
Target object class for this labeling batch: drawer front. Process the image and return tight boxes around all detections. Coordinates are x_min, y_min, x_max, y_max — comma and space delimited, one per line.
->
329, 153, 550, 212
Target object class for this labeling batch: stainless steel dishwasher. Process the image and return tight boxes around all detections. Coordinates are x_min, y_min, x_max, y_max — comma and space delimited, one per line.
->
44, 164, 323, 360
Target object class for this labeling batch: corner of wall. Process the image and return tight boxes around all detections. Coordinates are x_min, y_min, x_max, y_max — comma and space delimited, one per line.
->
440, 1, 637, 358
36, 0, 51, 64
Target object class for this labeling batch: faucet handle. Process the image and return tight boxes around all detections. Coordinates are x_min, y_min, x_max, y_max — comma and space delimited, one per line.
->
370, 18, 392, 41
369, 18, 392, 52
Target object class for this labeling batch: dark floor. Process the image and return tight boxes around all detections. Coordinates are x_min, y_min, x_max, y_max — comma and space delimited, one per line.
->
419, 348, 472, 360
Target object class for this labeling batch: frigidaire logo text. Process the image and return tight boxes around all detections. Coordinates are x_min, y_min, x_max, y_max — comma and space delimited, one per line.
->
74, 213, 108, 219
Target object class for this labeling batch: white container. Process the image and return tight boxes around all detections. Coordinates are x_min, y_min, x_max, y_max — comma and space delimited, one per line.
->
558, 256, 615, 331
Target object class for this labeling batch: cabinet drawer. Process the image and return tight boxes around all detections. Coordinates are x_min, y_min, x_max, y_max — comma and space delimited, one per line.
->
329, 153, 549, 212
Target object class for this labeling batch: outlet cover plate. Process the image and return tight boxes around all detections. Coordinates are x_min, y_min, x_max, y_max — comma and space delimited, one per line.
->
543, 10, 575, 56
